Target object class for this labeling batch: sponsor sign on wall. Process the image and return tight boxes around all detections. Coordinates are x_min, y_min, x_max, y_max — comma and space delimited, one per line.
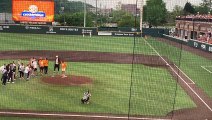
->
12, 0, 54, 22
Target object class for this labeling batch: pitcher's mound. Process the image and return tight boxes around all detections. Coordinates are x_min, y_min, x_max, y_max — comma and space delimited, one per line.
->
42, 75, 92, 86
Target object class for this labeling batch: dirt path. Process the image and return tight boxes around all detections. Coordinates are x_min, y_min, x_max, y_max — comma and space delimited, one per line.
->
0, 50, 211, 120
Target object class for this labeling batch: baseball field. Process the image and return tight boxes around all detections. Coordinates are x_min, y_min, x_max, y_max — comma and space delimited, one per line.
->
0, 32, 212, 120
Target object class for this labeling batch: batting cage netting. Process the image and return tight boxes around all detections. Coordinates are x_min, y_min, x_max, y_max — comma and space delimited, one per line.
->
0, 0, 212, 120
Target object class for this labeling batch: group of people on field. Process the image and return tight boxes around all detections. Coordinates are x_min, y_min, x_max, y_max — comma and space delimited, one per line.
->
0, 55, 67, 86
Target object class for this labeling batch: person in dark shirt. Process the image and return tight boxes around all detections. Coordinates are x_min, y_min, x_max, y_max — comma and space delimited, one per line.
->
8, 63, 14, 83
52, 55, 61, 77
2, 68, 8, 85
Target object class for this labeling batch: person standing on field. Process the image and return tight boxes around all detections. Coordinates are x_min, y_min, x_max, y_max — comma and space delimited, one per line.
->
0, 64, 6, 81
19, 63, 25, 79
32, 59, 38, 76
43, 58, 49, 74
8, 63, 14, 83
39, 58, 44, 75
61, 60, 67, 78
52, 55, 61, 77
12, 61, 17, 80
2, 68, 8, 85
24, 64, 30, 80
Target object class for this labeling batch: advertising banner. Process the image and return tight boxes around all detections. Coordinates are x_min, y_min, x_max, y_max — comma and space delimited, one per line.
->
188, 40, 212, 52
12, 0, 54, 22
0, 25, 98, 35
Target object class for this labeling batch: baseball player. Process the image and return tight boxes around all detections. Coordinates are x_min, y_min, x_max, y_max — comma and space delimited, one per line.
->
61, 60, 67, 78
43, 58, 49, 74
81, 90, 91, 104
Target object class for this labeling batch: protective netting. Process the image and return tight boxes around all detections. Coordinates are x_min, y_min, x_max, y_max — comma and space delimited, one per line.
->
0, 0, 212, 120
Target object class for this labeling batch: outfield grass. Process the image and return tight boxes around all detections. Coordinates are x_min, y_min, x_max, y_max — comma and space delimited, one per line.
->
0, 32, 210, 116
144, 38, 212, 98
0, 33, 152, 54
0, 60, 195, 116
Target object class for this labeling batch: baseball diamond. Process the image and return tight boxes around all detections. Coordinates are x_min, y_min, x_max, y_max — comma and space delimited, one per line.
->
0, 33, 211, 120
0, 0, 212, 119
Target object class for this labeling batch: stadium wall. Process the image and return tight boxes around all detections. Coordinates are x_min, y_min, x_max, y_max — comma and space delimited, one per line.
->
0, 25, 169, 37
163, 35, 212, 53
0, 25, 98, 35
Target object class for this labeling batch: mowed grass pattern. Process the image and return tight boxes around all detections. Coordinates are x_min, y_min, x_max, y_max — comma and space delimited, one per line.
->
0, 61, 195, 116
0, 32, 206, 116
144, 38, 212, 98
0, 33, 150, 54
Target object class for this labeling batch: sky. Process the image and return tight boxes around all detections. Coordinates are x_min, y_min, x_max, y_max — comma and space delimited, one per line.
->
70, 0, 203, 11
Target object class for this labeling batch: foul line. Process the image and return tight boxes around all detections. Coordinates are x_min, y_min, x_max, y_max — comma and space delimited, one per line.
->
173, 64, 195, 84
201, 66, 212, 74
143, 39, 212, 112
0, 111, 170, 120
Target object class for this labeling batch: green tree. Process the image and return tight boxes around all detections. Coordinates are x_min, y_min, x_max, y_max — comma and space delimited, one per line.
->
194, 0, 212, 14
183, 2, 196, 15
143, 5, 147, 22
55, 0, 94, 14
118, 14, 135, 27
0, 0, 12, 13
166, 5, 183, 25
200, 0, 212, 9
146, 0, 167, 27
109, 10, 139, 27
54, 12, 94, 27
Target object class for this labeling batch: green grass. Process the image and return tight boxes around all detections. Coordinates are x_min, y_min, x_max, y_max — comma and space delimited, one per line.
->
0, 33, 152, 54
1, 32, 210, 116
203, 66, 212, 73
0, 61, 195, 116
143, 38, 212, 98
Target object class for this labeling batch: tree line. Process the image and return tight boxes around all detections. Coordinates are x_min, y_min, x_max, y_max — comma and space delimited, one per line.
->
0, 0, 211, 27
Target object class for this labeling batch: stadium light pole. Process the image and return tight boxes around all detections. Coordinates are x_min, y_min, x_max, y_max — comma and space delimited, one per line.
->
84, 0, 87, 27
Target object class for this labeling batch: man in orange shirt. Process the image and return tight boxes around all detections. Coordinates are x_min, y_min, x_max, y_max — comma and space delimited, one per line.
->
43, 58, 49, 74
39, 58, 44, 75
61, 60, 67, 78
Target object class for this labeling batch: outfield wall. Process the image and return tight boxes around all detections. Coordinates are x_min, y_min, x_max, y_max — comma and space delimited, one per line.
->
163, 35, 212, 53
0, 25, 98, 35
0, 25, 169, 37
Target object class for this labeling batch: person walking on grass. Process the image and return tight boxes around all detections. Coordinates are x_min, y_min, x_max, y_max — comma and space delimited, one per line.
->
32, 59, 38, 76
61, 60, 67, 78
24, 64, 30, 80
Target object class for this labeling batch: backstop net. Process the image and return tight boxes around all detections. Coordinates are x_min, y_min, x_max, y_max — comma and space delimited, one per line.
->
0, 0, 211, 120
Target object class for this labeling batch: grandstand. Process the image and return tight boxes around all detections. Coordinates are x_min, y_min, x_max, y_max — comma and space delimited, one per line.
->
175, 14, 212, 44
